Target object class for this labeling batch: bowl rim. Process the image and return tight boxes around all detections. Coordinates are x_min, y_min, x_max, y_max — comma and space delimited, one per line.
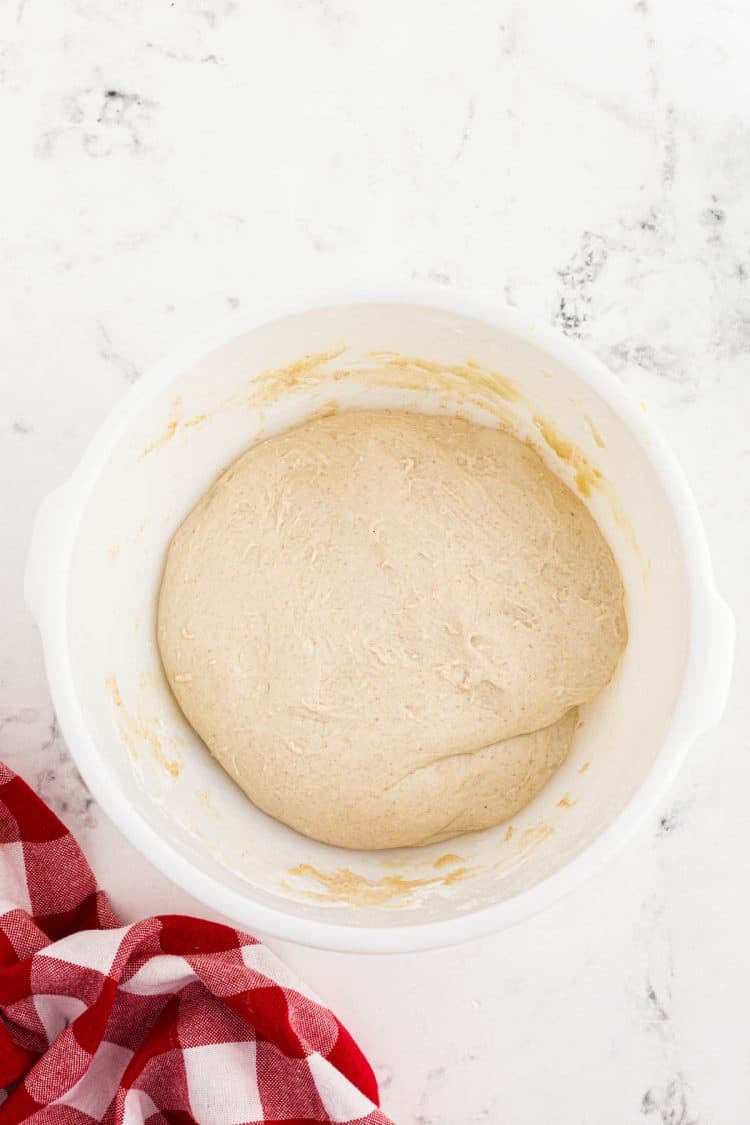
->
25, 281, 734, 953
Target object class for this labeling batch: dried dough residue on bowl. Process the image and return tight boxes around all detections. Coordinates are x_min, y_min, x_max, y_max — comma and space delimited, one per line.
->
138, 346, 641, 576
105, 675, 182, 779
283, 861, 476, 907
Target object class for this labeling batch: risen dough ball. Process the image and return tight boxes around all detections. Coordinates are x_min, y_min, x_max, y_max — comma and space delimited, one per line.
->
158, 411, 626, 849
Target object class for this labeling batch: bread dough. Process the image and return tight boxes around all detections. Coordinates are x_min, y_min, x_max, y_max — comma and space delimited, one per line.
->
158, 411, 627, 849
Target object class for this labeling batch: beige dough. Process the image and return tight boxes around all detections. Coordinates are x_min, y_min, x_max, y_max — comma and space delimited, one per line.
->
158, 411, 627, 849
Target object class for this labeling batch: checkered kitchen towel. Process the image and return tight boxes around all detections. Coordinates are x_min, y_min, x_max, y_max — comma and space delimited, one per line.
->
0, 763, 392, 1124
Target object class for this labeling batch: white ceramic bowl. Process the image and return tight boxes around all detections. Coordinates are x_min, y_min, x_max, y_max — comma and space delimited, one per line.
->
26, 284, 734, 953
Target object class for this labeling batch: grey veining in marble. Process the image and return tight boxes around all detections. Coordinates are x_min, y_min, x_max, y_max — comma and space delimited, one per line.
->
1, 0, 749, 1121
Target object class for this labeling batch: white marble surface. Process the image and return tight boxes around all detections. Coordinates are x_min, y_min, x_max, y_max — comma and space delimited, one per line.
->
2, 1, 749, 1121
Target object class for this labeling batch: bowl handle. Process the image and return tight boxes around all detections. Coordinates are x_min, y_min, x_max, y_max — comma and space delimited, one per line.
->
695, 592, 735, 735
24, 481, 76, 630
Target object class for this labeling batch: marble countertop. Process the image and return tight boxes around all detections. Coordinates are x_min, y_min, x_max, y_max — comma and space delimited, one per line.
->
2, 1, 749, 1121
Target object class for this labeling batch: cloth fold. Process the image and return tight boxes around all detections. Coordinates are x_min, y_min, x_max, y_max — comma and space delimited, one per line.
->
0, 763, 392, 1124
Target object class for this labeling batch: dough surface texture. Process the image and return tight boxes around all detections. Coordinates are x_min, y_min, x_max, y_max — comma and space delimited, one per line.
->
158, 411, 626, 849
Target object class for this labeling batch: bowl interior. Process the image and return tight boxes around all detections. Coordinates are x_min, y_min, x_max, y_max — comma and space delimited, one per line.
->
66, 303, 689, 932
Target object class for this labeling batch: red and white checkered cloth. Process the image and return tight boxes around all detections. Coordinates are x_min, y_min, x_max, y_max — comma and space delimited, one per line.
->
0, 763, 392, 1124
